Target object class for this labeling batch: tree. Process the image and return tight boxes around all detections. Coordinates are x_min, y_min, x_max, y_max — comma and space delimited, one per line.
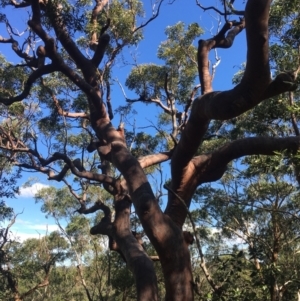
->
1, 210, 70, 301
0, 0, 299, 300
193, 159, 300, 300
0, 213, 137, 301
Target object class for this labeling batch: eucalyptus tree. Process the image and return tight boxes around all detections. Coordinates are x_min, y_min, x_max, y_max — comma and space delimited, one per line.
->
193, 162, 300, 300
0, 0, 299, 300
187, 1, 300, 299
0, 220, 71, 301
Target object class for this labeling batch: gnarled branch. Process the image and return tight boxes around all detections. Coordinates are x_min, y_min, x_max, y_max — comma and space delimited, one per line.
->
0, 64, 58, 105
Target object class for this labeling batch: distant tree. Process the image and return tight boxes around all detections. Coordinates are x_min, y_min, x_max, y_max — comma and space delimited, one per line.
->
0, 0, 299, 300
0, 212, 70, 301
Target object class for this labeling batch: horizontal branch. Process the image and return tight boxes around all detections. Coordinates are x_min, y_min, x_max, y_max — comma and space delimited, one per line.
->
0, 64, 57, 105
45, 85, 90, 119
79, 200, 111, 216
166, 135, 300, 227
182, 73, 297, 164
195, 0, 244, 16
43, 153, 120, 193
21, 278, 50, 299
0, 36, 14, 43
193, 135, 300, 191
126, 97, 172, 115
138, 151, 173, 168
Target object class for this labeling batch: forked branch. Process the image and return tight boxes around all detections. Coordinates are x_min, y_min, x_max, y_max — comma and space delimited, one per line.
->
168, 0, 298, 226
195, 0, 244, 16
198, 19, 245, 94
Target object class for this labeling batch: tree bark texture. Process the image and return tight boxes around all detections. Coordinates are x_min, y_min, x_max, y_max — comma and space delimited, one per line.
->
0, 0, 299, 300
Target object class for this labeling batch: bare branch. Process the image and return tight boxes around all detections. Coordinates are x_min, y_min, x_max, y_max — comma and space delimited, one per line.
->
133, 0, 165, 33
195, 1, 225, 15
115, 74, 169, 113
0, 35, 36, 66
41, 81, 90, 119
198, 19, 245, 94
78, 200, 112, 216
193, 136, 300, 186
181, 84, 201, 127
164, 73, 178, 136
42, 153, 120, 193
138, 150, 173, 168
126, 97, 172, 114
195, 0, 244, 16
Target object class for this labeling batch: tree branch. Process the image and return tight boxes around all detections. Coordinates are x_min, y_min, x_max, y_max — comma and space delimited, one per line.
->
166, 136, 300, 226
89, 0, 110, 49
0, 35, 37, 67
28, 0, 53, 44
7, 0, 32, 8
48, 2, 90, 70
78, 200, 111, 215
42, 82, 90, 119
138, 151, 173, 168
91, 33, 110, 67
0, 64, 58, 105
198, 20, 245, 94
194, 136, 300, 185
133, 0, 165, 33
126, 97, 172, 115
195, 0, 244, 16
87, 201, 112, 238
168, 0, 299, 226
41, 153, 120, 193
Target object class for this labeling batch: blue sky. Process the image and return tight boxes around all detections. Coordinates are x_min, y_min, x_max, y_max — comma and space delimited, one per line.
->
1, 0, 248, 240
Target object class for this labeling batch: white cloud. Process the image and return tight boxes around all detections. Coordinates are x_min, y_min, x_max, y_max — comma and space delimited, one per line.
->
19, 183, 50, 198
12, 232, 44, 242
13, 220, 60, 232
27, 224, 60, 232
14, 218, 32, 225
8, 222, 61, 242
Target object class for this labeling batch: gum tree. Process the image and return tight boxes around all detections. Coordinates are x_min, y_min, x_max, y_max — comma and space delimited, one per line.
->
0, 0, 299, 300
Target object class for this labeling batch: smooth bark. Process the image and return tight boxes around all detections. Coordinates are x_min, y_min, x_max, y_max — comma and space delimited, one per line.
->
0, 0, 299, 300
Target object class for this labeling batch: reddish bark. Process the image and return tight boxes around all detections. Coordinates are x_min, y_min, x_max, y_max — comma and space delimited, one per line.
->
0, 0, 299, 300
166, 0, 295, 227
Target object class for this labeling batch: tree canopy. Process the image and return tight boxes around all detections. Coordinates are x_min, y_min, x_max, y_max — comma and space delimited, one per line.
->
0, 0, 300, 300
